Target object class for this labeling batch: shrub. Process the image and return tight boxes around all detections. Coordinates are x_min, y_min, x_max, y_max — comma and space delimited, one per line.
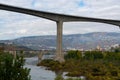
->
0, 52, 31, 80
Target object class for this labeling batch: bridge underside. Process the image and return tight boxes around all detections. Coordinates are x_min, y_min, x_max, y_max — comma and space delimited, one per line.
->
0, 4, 120, 62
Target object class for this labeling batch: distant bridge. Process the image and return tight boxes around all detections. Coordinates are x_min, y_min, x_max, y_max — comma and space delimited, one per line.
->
0, 4, 120, 62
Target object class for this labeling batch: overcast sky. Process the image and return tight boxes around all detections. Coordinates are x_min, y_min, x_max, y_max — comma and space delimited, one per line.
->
0, 0, 120, 40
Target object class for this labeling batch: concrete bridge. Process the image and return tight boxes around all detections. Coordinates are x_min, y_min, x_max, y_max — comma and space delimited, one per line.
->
0, 4, 120, 62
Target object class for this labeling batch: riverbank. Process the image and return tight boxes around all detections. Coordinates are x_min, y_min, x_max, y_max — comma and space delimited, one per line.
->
38, 50, 120, 80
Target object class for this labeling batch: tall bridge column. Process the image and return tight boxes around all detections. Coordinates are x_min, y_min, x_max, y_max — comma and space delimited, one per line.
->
55, 21, 65, 62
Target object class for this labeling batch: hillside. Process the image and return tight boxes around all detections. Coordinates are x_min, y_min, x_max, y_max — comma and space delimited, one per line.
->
0, 32, 120, 50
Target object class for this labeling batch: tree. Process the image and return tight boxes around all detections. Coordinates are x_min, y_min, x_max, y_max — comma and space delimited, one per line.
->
84, 51, 103, 60
0, 52, 31, 80
64, 50, 82, 60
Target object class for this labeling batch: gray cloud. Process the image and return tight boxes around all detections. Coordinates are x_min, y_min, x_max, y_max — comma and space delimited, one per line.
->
0, 0, 120, 40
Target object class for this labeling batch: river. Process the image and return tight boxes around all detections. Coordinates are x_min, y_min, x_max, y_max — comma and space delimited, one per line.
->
24, 57, 85, 80
25, 57, 56, 80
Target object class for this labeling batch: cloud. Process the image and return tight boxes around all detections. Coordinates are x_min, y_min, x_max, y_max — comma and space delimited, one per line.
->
0, 0, 120, 40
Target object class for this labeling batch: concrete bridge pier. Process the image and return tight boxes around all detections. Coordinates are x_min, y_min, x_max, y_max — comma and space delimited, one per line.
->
0, 4, 120, 63
55, 21, 65, 63
38, 51, 44, 63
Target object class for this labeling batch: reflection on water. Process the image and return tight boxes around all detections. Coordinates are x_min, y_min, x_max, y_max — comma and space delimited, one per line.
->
25, 57, 55, 80
25, 57, 85, 80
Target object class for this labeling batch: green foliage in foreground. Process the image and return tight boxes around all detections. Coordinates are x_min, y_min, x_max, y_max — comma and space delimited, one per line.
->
0, 52, 31, 80
39, 50, 120, 80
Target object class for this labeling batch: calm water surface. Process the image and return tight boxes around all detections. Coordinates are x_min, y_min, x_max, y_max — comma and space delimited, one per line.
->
25, 57, 55, 80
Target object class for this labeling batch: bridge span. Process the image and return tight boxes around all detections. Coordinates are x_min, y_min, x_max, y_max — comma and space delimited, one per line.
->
0, 4, 120, 62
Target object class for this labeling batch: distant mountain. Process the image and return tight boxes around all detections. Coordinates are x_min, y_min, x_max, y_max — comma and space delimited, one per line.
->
0, 32, 120, 50
0, 43, 32, 51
